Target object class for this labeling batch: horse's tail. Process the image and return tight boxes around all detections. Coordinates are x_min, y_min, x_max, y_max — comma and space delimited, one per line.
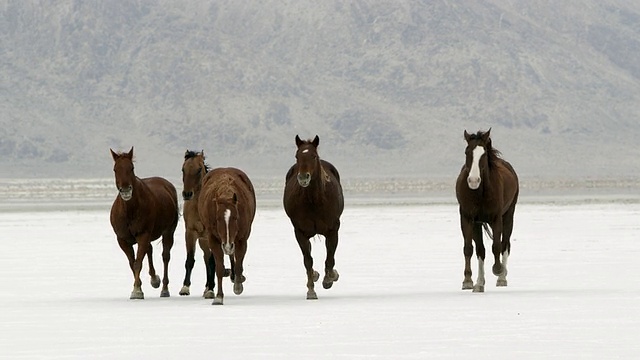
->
482, 223, 494, 241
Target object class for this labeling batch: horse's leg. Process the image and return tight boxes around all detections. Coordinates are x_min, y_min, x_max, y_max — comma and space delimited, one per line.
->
159, 231, 174, 297
198, 237, 216, 298
146, 245, 161, 289
472, 222, 486, 293
131, 236, 150, 299
229, 255, 237, 282
232, 240, 247, 296
117, 237, 139, 298
295, 229, 318, 300
490, 218, 505, 277
497, 205, 516, 287
180, 229, 198, 296
460, 216, 474, 290
322, 227, 340, 290
209, 237, 225, 305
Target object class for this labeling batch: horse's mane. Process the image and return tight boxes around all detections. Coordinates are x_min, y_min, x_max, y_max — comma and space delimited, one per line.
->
469, 131, 502, 168
184, 150, 211, 173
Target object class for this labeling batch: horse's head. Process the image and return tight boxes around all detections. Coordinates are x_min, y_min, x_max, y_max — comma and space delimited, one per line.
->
463, 129, 492, 190
294, 135, 320, 188
182, 150, 208, 201
214, 194, 240, 255
110, 147, 135, 201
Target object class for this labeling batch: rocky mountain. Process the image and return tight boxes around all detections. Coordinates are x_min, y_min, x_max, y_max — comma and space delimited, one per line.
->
2, 0, 640, 183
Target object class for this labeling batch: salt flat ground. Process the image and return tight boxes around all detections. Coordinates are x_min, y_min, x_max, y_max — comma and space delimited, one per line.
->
0, 197, 639, 359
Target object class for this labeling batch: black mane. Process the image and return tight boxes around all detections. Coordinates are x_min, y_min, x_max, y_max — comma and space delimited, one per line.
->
184, 150, 211, 173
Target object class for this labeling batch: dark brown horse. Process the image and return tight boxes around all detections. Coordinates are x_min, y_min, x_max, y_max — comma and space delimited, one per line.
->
197, 167, 256, 305
455, 129, 519, 292
109, 147, 179, 299
179, 150, 230, 298
283, 135, 344, 300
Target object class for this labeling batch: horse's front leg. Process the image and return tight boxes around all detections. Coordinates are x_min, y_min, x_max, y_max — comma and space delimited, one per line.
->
146, 244, 161, 290
295, 229, 318, 300
490, 219, 505, 277
460, 215, 474, 290
322, 227, 340, 290
131, 235, 150, 299
180, 228, 198, 296
159, 231, 174, 297
198, 237, 216, 299
117, 237, 138, 298
472, 222, 486, 293
232, 240, 247, 296
209, 237, 225, 305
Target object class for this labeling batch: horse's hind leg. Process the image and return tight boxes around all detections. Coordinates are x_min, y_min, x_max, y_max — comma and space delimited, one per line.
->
295, 229, 319, 300
180, 229, 198, 296
160, 232, 174, 297
472, 222, 486, 293
322, 228, 340, 290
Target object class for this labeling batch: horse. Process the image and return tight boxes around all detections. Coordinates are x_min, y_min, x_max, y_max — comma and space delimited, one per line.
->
283, 135, 344, 300
179, 150, 231, 299
197, 167, 256, 305
455, 129, 519, 292
109, 147, 179, 299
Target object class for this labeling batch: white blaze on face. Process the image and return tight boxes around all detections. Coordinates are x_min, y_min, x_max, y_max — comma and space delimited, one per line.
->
467, 146, 485, 190
302, 149, 309, 153
224, 209, 231, 247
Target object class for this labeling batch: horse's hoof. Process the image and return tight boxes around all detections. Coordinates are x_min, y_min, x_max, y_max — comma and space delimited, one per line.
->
496, 279, 508, 287
492, 264, 504, 276
150, 275, 161, 289
160, 289, 170, 298
130, 290, 144, 299
322, 270, 339, 289
462, 280, 474, 290
311, 271, 319, 282
204, 290, 215, 299
212, 296, 223, 305
233, 282, 244, 295
179, 286, 190, 296
306, 291, 318, 300
472, 285, 485, 293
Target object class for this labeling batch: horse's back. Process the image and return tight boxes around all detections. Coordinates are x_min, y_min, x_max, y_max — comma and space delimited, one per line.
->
203, 167, 256, 217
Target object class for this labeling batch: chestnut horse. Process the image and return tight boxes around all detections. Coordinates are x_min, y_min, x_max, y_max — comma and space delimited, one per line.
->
109, 147, 179, 299
179, 150, 231, 298
455, 129, 519, 292
198, 167, 256, 305
283, 135, 344, 300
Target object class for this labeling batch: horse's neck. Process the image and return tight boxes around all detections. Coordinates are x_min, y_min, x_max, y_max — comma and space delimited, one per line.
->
126, 177, 149, 210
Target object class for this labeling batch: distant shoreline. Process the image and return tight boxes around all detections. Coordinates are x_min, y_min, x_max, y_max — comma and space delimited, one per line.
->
1, 177, 639, 212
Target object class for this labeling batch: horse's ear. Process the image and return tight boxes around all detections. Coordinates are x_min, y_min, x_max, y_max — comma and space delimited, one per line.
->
232, 193, 238, 204
295, 135, 303, 147
110, 148, 118, 161
312, 135, 319, 148
126, 146, 134, 159
464, 130, 471, 142
482, 128, 491, 142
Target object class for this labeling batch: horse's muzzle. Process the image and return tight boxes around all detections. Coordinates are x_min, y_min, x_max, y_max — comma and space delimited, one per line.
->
467, 176, 481, 190
222, 243, 235, 256
118, 185, 133, 201
182, 190, 193, 201
297, 173, 311, 188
